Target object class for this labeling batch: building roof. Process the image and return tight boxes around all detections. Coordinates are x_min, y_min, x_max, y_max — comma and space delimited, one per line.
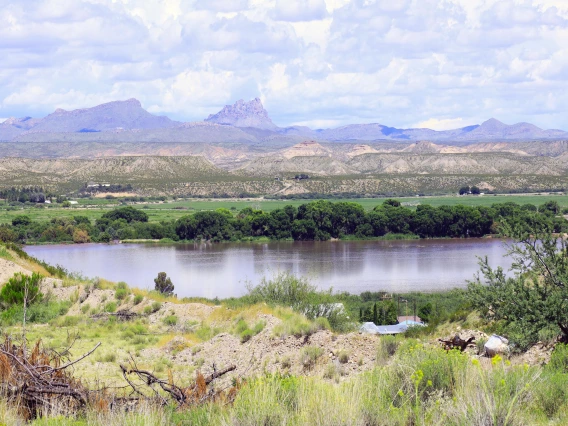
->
398, 315, 422, 324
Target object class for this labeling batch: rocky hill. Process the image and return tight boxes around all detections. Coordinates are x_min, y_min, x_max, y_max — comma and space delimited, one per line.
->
205, 98, 279, 131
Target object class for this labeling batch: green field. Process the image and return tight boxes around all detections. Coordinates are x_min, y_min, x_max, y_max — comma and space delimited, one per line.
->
0, 193, 567, 225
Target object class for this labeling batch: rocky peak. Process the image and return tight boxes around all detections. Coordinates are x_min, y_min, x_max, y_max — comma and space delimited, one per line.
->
205, 98, 279, 131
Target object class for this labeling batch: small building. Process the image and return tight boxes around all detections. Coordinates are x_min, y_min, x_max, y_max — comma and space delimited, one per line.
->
397, 315, 422, 324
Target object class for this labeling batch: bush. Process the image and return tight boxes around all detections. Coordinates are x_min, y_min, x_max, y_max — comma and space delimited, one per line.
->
300, 346, 324, 369
273, 315, 319, 338
549, 344, 568, 373
151, 301, 162, 313
104, 302, 117, 313
338, 350, 349, 364
163, 315, 178, 326
0, 300, 71, 326
377, 335, 400, 363
0, 272, 43, 306
240, 329, 254, 343
133, 294, 144, 305
246, 272, 317, 307
115, 288, 128, 300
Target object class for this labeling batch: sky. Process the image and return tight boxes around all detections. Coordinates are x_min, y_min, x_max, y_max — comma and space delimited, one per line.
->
1, 0, 568, 130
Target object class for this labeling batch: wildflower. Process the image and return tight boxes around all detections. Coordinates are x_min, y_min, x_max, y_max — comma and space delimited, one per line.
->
491, 355, 502, 366
471, 358, 480, 366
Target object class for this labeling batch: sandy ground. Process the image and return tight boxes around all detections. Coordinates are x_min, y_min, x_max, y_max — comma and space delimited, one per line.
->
0, 258, 29, 283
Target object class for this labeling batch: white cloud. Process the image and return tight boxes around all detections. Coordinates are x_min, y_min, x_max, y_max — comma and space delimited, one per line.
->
272, 0, 328, 21
414, 118, 475, 131
0, 0, 567, 130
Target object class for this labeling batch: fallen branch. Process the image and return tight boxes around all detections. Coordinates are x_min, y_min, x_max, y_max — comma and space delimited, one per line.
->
439, 335, 476, 352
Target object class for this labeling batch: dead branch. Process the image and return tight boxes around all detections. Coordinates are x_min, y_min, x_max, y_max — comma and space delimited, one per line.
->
439, 334, 476, 352
120, 361, 237, 408
91, 309, 139, 321
0, 335, 98, 420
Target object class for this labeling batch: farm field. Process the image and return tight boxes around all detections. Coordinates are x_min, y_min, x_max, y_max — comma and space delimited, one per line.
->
0, 193, 566, 225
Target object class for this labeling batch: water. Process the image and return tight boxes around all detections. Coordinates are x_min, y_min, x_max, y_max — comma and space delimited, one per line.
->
25, 239, 513, 298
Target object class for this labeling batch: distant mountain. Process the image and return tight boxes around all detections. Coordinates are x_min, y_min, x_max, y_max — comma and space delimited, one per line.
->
1, 98, 567, 143
456, 118, 568, 141
28, 98, 178, 133
205, 98, 279, 131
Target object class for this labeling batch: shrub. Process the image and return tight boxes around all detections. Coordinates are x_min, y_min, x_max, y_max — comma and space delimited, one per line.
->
252, 320, 266, 334
300, 346, 324, 370
143, 306, 152, 315
151, 301, 162, 313
115, 288, 128, 301
377, 335, 400, 363
338, 350, 349, 364
163, 315, 178, 326
61, 316, 80, 327
535, 371, 568, 417
273, 315, 319, 338
549, 344, 568, 373
240, 329, 254, 343
133, 294, 144, 305
246, 272, 317, 307
104, 302, 117, 313
0, 272, 43, 306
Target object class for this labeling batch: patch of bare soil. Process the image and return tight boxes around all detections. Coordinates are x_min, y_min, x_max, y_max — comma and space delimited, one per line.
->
143, 313, 382, 388
0, 258, 29, 284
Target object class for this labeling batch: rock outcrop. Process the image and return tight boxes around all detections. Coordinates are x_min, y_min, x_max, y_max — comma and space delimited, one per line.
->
205, 98, 279, 131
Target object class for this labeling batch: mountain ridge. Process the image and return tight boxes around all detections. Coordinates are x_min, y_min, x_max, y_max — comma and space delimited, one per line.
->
1, 98, 567, 143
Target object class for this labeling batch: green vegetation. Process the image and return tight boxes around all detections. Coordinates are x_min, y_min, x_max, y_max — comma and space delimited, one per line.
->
3, 343, 567, 425
468, 220, 568, 351
2, 197, 566, 244
154, 272, 174, 295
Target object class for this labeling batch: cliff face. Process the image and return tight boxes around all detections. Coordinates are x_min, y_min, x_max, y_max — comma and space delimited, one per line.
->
205, 98, 279, 131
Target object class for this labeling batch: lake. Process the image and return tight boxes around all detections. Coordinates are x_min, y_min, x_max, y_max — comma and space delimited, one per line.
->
25, 239, 513, 298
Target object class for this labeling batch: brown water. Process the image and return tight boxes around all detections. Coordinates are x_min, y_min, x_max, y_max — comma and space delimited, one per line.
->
25, 239, 512, 298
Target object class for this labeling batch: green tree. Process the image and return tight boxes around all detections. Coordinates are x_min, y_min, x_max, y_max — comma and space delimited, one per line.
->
459, 186, 470, 195
468, 220, 568, 350
539, 200, 561, 215
12, 215, 32, 226
0, 272, 43, 306
154, 272, 174, 296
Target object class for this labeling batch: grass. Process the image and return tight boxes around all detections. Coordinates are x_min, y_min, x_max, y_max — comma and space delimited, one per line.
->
1, 193, 567, 225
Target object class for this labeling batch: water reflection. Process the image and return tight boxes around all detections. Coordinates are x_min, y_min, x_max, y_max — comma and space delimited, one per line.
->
25, 239, 512, 298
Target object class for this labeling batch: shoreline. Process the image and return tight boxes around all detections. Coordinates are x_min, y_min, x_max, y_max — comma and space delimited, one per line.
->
21, 233, 501, 246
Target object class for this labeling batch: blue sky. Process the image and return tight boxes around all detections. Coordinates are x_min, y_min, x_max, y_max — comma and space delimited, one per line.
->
1, 0, 567, 130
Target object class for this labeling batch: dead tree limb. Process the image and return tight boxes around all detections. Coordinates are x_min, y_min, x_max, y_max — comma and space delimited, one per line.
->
438, 335, 476, 352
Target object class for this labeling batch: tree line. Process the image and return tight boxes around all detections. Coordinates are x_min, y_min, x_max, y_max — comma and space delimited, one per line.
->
0, 200, 566, 244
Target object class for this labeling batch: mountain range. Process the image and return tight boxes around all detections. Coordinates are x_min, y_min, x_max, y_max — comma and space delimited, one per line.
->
1, 98, 567, 143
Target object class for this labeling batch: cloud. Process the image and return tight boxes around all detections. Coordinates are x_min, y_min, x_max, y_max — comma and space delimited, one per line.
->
414, 118, 475, 131
0, 0, 567, 130
272, 0, 328, 22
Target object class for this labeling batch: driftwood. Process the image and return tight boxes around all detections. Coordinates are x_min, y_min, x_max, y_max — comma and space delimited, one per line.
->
91, 309, 139, 321
0, 335, 100, 419
120, 358, 237, 407
439, 334, 476, 352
